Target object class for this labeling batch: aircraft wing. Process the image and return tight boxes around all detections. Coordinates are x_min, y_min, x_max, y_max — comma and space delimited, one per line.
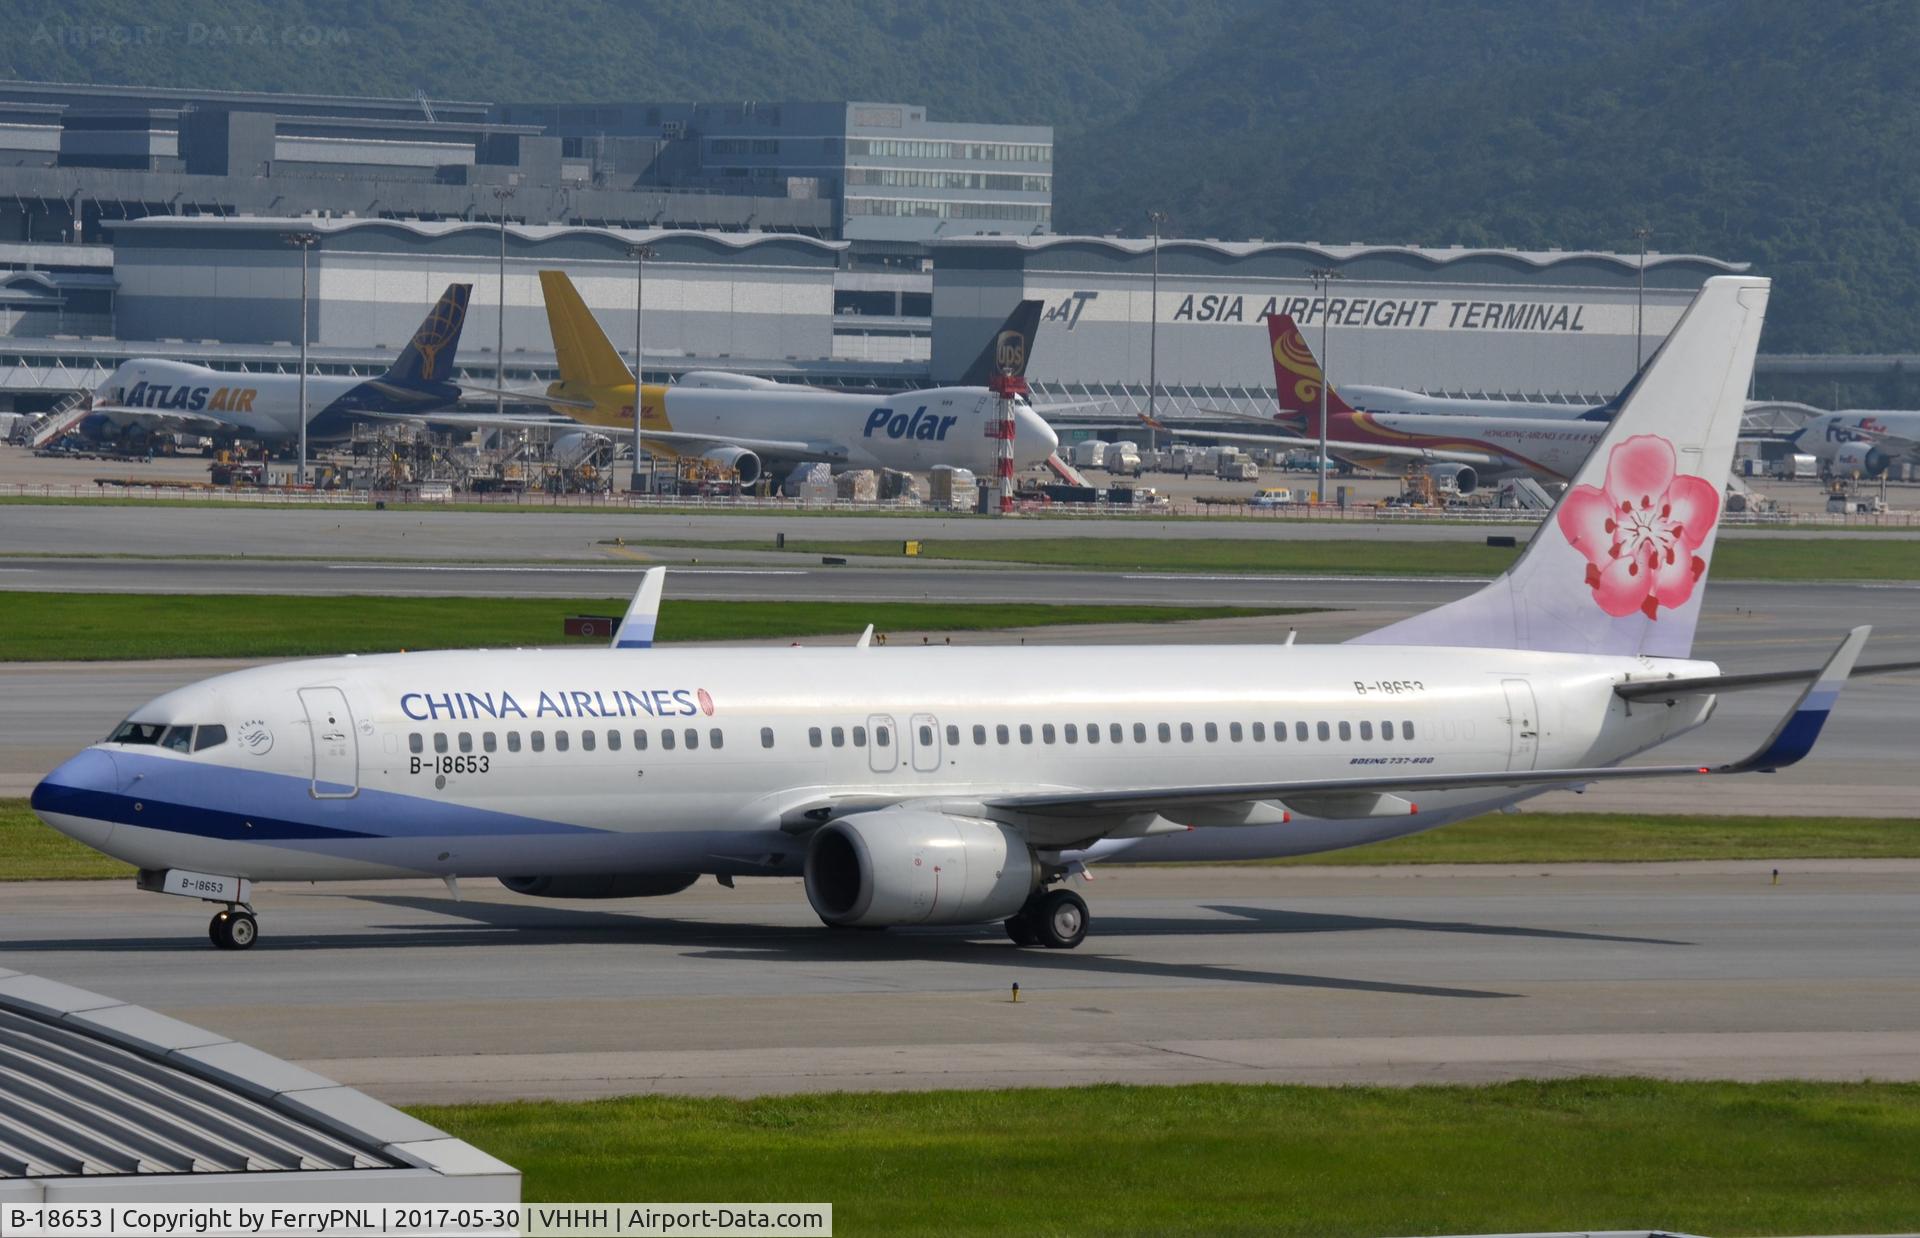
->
1162, 424, 1506, 470
986, 627, 1866, 825
459, 385, 600, 411
88, 405, 235, 437
642, 428, 850, 464
352, 408, 580, 430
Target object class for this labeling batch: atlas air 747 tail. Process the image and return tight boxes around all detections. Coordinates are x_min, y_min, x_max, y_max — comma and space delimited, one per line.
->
527, 271, 1056, 484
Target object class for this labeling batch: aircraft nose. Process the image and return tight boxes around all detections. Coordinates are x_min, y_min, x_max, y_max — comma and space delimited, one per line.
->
1019, 407, 1059, 461
31, 748, 122, 850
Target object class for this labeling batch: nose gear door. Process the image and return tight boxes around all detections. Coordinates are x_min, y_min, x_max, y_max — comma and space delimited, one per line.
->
298, 686, 360, 798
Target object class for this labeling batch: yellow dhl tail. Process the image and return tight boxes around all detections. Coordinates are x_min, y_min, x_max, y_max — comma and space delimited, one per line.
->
540, 270, 635, 391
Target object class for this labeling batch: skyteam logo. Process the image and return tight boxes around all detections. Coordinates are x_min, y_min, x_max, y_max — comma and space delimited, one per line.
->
864, 406, 958, 441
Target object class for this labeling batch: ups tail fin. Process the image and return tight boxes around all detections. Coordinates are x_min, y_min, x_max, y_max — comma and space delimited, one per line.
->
380, 284, 470, 387
539, 270, 634, 389
1268, 313, 1358, 424
960, 300, 1043, 386
1351, 275, 1770, 659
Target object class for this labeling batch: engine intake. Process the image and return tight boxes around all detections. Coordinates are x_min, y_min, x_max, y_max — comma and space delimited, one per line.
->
700, 445, 763, 485
1426, 462, 1479, 495
500, 873, 699, 899
804, 810, 1038, 927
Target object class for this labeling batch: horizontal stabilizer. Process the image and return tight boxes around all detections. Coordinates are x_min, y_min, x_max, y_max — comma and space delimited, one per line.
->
1616, 656, 1920, 702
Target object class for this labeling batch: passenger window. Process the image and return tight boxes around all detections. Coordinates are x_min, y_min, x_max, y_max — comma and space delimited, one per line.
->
809, 727, 823, 748
1316, 721, 1330, 741
873, 726, 888, 748
1229, 722, 1242, 742
582, 730, 596, 751
434, 733, 449, 754
945, 724, 959, 746
853, 726, 867, 748
459, 732, 473, 753
409, 732, 423, 754
531, 731, 545, 752
973, 724, 987, 745
1064, 723, 1077, 744
1019, 724, 1033, 744
483, 732, 498, 753
685, 728, 699, 750
1338, 721, 1352, 741
507, 732, 522, 752
161, 726, 193, 753
1403, 720, 1416, 739
661, 729, 676, 751
1360, 721, 1373, 741
1135, 723, 1148, 743
1204, 722, 1218, 743
1041, 724, 1055, 744
921, 724, 935, 747
832, 726, 846, 748
1252, 722, 1266, 742
762, 727, 776, 749
556, 731, 570, 752
608, 730, 621, 751
1157, 722, 1171, 743
1086, 722, 1099, 745
633, 730, 648, 751
194, 724, 228, 752
710, 728, 723, 749
996, 724, 1010, 745
1113, 723, 1125, 744
1180, 722, 1194, 743
1297, 722, 1310, 742
1381, 721, 1394, 741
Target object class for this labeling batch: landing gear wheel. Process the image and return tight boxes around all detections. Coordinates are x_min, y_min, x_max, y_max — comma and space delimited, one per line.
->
1004, 914, 1040, 947
1031, 888, 1088, 950
210, 910, 258, 951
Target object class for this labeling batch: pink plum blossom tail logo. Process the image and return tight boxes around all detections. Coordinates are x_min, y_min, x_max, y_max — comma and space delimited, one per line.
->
1556, 434, 1719, 620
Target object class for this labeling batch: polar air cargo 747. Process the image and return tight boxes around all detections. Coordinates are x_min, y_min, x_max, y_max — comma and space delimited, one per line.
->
527, 271, 1059, 483
84, 285, 473, 445
30, 277, 1913, 952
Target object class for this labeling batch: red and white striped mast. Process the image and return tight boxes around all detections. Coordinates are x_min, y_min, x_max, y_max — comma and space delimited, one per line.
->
987, 371, 1026, 515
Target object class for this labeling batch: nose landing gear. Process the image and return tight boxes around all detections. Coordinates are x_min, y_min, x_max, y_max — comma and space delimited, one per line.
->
1004, 886, 1088, 949
209, 906, 258, 950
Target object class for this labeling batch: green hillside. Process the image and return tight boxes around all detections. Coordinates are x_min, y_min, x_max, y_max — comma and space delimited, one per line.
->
7, 0, 1919, 355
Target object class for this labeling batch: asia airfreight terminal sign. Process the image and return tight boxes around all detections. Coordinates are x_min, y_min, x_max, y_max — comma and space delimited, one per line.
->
1041, 290, 1601, 331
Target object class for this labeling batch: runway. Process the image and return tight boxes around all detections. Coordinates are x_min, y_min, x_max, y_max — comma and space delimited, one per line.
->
4, 862, 1915, 1102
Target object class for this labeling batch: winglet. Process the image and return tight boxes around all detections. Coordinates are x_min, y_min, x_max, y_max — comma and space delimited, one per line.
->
856, 624, 874, 649
613, 568, 665, 649
1720, 625, 1868, 772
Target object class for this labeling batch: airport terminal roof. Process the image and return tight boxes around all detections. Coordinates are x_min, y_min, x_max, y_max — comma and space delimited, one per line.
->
932, 234, 1748, 276
112, 216, 849, 257
0, 969, 517, 1201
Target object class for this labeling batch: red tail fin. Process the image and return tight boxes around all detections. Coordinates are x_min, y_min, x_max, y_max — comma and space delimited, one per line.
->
1268, 313, 1357, 422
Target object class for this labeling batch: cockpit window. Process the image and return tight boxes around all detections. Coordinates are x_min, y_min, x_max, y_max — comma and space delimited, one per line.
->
108, 721, 165, 745
194, 725, 228, 752
160, 726, 193, 753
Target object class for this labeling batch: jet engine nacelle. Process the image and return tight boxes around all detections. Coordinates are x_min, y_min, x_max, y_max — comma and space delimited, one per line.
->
553, 430, 609, 470
1831, 441, 1889, 478
803, 810, 1039, 928
1426, 462, 1479, 495
700, 445, 762, 485
499, 873, 700, 899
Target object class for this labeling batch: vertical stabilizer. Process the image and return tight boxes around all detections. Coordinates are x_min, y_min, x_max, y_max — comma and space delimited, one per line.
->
959, 300, 1044, 386
379, 284, 470, 387
539, 270, 635, 389
1351, 275, 1770, 659
1268, 313, 1358, 424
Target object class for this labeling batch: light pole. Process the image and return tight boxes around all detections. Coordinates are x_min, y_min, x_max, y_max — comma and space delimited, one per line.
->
1633, 225, 1652, 374
283, 230, 319, 487
627, 241, 657, 493
1145, 209, 1167, 451
492, 187, 515, 420
1307, 266, 1343, 504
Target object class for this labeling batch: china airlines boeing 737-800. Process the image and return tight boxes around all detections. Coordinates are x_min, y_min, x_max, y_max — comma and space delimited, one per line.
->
32, 276, 1911, 952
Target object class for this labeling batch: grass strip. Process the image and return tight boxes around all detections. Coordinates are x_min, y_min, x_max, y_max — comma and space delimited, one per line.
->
0, 595, 1295, 662
416, 1079, 1920, 1237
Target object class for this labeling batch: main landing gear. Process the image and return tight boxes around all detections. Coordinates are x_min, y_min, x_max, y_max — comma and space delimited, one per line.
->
209, 906, 258, 951
1004, 886, 1088, 950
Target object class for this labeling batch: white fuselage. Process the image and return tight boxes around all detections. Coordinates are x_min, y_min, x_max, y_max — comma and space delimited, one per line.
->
1313, 410, 1608, 482
35, 643, 1717, 883
1343, 384, 1605, 421
96, 359, 365, 441
1792, 411, 1920, 474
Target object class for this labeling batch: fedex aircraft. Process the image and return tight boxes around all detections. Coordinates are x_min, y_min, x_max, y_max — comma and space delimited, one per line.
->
83, 285, 473, 446
526, 272, 1059, 483
31, 277, 1908, 952
1171, 314, 1613, 493
1788, 411, 1920, 478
